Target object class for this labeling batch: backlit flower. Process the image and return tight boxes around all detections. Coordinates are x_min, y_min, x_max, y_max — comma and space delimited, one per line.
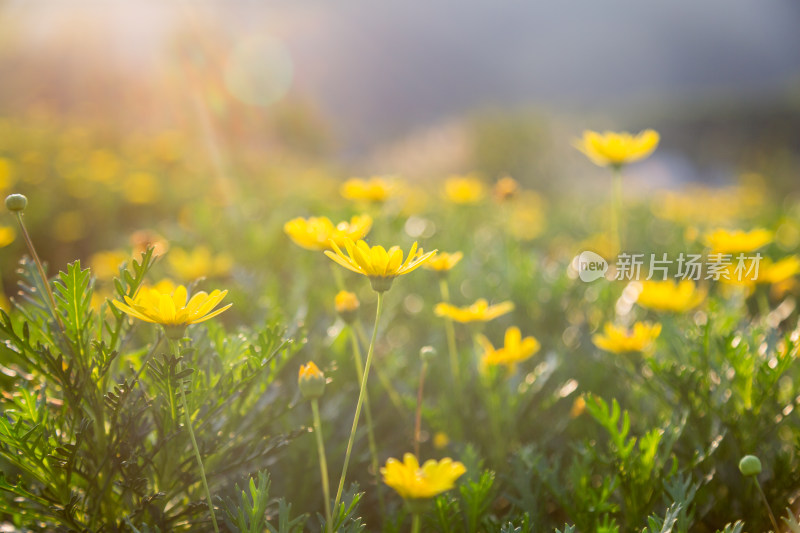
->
704, 228, 772, 254
574, 129, 659, 167
592, 322, 661, 354
325, 238, 437, 292
340, 177, 396, 203
335, 290, 360, 323
90, 250, 129, 281
478, 326, 540, 371
758, 256, 800, 285
434, 298, 514, 323
168, 246, 233, 281
635, 280, 705, 313
423, 251, 463, 273
493, 176, 519, 202
284, 215, 372, 251
443, 175, 485, 204
298, 361, 326, 399
113, 284, 231, 338
381, 453, 466, 501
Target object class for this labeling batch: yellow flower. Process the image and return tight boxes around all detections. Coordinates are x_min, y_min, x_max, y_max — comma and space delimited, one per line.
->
443, 175, 485, 204
130, 230, 169, 257
167, 246, 233, 281
704, 228, 772, 254
335, 290, 360, 323
0, 225, 15, 248
284, 215, 372, 251
122, 171, 160, 205
574, 129, 660, 167
423, 251, 463, 273
298, 361, 326, 399
433, 432, 450, 450
478, 326, 540, 371
90, 250, 129, 281
434, 298, 514, 323
112, 284, 231, 338
635, 280, 705, 313
341, 177, 396, 203
758, 256, 800, 285
592, 322, 661, 354
381, 453, 466, 501
570, 396, 586, 418
325, 238, 437, 292
493, 176, 519, 202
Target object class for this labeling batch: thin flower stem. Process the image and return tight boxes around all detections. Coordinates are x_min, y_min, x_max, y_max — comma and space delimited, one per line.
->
333, 292, 384, 517
414, 360, 428, 458
347, 327, 384, 516
355, 320, 405, 416
611, 166, 623, 252
311, 399, 333, 532
14, 212, 66, 334
439, 278, 460, 383
331, 263, 346, 291
755, 477, 779, 533
411, 513, 421, 533
169, 339, 220, 533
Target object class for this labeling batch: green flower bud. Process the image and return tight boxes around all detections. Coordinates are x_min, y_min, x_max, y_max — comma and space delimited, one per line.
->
739, 455, 762, 476
420, 346, 436, 363
298, 362, 326, 400
5, 194, 27, 212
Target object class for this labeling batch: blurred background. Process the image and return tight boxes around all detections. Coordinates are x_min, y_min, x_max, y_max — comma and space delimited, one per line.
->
1, 0, 799, 290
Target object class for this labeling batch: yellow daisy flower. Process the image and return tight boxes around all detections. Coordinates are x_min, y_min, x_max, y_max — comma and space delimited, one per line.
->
284, 214, 372, 251
167, 246, 233, 281
635, 280, 705, 313
422, 251, 463, 273
443, 175, 485, 204
574, 129, 660, 167
381, 453, 466, 501
592, 322, 662, 354
434, 298, 514, 323
704, 228, 772, 254
113, 284, 231, 338
340, 177, 396, 203
325, 238, 437, 292
478, 326, 540, 371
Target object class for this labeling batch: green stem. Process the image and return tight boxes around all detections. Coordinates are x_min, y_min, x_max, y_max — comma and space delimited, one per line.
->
439, 278, 460, 383
411, 513, 421, 533
331, 263, 346, 291
14, 212, 67, 336
355, 320, 405, 416
311, 399, 333, 532
611, 166, 623, 252
169, 339, 220, 533
414, 361, 428, 458
348, 327, 384, 516
333, 292, 384, 516
755, 478, 779, 533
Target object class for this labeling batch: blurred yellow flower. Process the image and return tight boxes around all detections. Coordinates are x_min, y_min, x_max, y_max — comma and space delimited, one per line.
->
0, 157, 14, 190
53, 211, 85, 242
478, 326, 540, 371
434, 298, 514, 323
423, 251, 463, 273
433, 432, 450, 450
570, 396, 587, 418
635, 280, 705, 312
325, 238, 437, 292
381, 453, 466, 500
443, 175, 485, 204
574, 129, 659, 167
284, 215, 372, 251
592, 322, 661, 354
122, 172, 160, 205
167, 246, 233, 281
335, 290, 360, 314
704, 228, 772, 254
508, 191, 546, 242
90, 250, 129, 281
493, 176, 519, 202
341, 177, 396, 203
0, 226, 15, 248
759, 256, 800, 285
113, 284, 231, 337
130, 230, 169, 257
652, 185, 761, 226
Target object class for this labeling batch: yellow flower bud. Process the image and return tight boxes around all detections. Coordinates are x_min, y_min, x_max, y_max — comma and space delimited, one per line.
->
298, 361, 326, 400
